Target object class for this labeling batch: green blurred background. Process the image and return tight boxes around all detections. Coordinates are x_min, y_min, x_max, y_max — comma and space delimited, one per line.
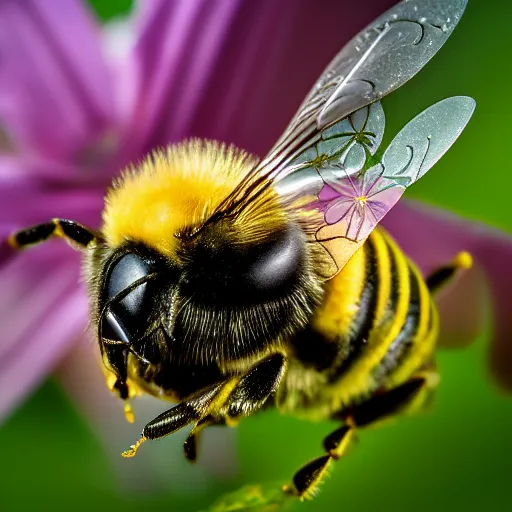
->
3, 1, 512, 511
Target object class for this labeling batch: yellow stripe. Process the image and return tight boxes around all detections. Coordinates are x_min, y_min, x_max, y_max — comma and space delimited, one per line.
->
331, 229, 410, 406
409, 262, 432, 344
311, 243, 367, 341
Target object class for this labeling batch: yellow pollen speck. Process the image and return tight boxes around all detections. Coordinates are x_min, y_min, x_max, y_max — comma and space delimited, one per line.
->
121, 435, 147, 458
453, 251, 473, 269
124, 402, 135, 424
355, 196, 367, 205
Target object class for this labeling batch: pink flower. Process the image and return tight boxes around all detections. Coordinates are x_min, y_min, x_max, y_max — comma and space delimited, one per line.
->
320, 168, 403, 242
1, 0, 511, 488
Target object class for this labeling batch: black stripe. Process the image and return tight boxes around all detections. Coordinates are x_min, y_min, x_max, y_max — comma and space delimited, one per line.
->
387, 243, 401, 317
349, 377, 426, 427
375, 264, 423, 379
329, 236, 380, 381
290, 324, 340, 371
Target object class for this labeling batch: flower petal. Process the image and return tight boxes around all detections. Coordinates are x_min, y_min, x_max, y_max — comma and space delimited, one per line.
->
0, 243, 87, 420
122, 0, 395, 157
383, 201, 512, 391
0, 171, 101, 421
0, 0, 115, 161
188, 0, 396, 153
0, 179, 104, 228
117, 0, 242, 159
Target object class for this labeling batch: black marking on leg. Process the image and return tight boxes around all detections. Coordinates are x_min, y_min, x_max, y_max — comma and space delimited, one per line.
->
11, 222, 55, 247
292, 455, 331, 498
113, 377, 129, 401
426, 252, 472, 293
143, 381, 223, 440
183, 417, 214, 462
59, 220, 96, 246
227, 353, 286, 419
143, 403, 199, 440
184, 430, 198, 462
426, 266, 456, 292
323, 425, 351, 456
350, 377, 426, 427
10, 218, 97, 249
122, 382, 226, 458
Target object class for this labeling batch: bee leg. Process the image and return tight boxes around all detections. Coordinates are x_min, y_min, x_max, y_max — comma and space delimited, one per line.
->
224, 353, 287, 421
122, 354, 287, 460
285, 374, 433, 500
185, 353, 286, 463
346, 374, 432, 427
426, 251, 473, 293
8, 218, 98, 250
183, 416, 215, 462
121, 380, 227, 458
283, 425, 355, 500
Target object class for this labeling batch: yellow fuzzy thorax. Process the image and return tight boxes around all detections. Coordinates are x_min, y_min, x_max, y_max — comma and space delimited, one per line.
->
102, 140, 286, 256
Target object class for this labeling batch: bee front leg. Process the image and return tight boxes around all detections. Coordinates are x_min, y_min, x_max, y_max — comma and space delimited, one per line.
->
184, 353, 287, 462
223, 353, 287, 421
121, 380, 229, 458
9, 218, 99, 249
121, 353, 287, 460
285, 374, 434, 500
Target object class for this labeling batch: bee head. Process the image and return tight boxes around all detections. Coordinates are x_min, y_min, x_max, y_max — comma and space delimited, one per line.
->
92, 217, 323, 379
90, 140, 324, 376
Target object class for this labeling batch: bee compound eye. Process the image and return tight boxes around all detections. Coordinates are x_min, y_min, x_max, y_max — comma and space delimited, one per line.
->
101, 253, 152, 343
244, 226, 304, 294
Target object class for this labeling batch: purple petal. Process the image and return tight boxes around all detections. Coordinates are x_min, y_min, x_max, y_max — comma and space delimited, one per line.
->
0, 180, 103, 227
318, 183, 341, 202
383, 201, 512, 391
0, 173, 100, 421
118, 0, 241, 159
0, 0, 116, 162
324, 197, 354, 225
124, 0, 395, 156
0, 243, 87, 420
191, 0, 396, 153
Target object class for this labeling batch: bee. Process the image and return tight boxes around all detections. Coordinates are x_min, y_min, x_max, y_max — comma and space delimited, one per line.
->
9, 0, 475, 500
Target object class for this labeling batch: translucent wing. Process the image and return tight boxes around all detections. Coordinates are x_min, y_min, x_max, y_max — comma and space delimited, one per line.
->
206, 0, 473, 278
281, 97, 475, 277
259, 0, 468, 179
212, 0, 468, 218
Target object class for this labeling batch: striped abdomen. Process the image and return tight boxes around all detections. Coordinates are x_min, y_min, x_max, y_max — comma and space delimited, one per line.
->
291, 227, 438, 409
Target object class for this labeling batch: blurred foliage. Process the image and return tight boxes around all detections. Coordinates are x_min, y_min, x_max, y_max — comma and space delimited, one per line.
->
2, 0, 512, 511
88, 0, 132, 21
204, 483, 295, 512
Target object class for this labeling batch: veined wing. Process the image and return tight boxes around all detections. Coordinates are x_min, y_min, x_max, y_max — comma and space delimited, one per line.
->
282, 97, 475, 277
206, 0, 472, 278
259, 0, 468, 181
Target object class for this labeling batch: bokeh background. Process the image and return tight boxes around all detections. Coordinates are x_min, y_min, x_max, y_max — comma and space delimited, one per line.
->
2, 0, 512, 511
